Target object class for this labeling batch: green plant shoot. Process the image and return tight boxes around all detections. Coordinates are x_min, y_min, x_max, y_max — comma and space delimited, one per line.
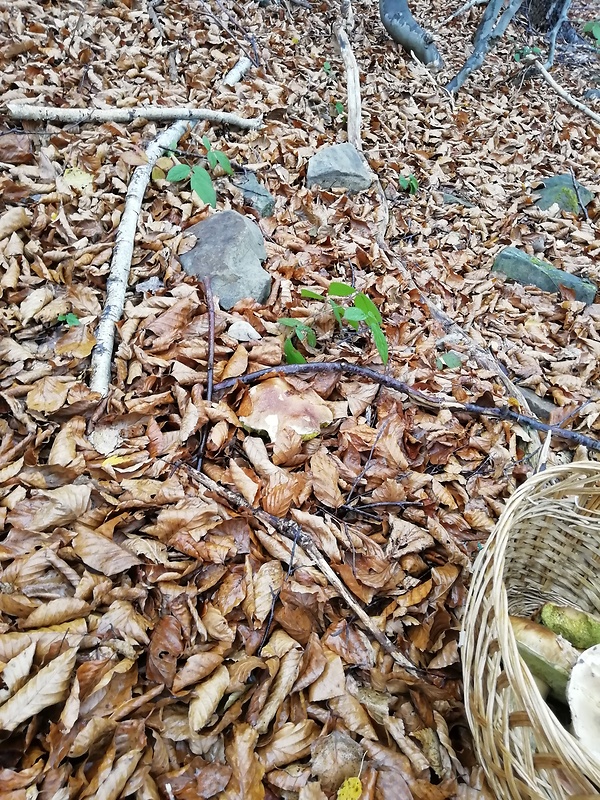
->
283, 281, 389, 364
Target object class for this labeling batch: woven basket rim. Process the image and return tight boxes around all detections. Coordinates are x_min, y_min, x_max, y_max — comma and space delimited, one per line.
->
461, 462, 600, 799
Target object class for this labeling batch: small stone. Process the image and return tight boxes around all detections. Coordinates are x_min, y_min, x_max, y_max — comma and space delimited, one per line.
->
178, 211, 271, 311
135, 276, 163, 293
307, 143, 374, 193
441, 191, 475, 208
492, 247, 597, 305
228, 320, 262, 341
516, 387, 560, 423
234, 172, 275, 217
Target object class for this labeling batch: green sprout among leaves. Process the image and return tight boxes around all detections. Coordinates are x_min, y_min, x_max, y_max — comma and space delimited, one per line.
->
323, 61, 332, 75
57, 313, 80, 327
583, 20, 600, 44
166, 136, 233, 208
513, 46, 542, 62
399, 174, 419, 195
279, 281, 389, 365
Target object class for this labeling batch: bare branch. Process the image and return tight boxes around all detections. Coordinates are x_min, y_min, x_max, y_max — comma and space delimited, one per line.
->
7, 104, 263, 129
89, 120, 195, 397
213, 361, 600, 452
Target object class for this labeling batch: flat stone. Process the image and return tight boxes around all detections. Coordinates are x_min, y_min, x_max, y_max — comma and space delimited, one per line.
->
516, 386, 560, 423
179, 211, 270, 311
441, 191, 475, 208
307, 143, 374, 193
234, 172, 275, 217
492, 247, 597, 305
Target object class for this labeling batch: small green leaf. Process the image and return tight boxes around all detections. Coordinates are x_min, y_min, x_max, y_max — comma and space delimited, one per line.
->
301, 288, 326, 300
284, 337, 307, 364
278, 318, 304, 329
190, 166, 217, 208
58, 313, 80, 327
334, 101, 344, 115
369, 323, 388, 364
202, 135, 212, 152
166, 163, 191, 182
343, 307, 366, 330
354, 292, 382, 325
408, 176, 419, 195
323, 61, 331, 75
279, 318, 315, 346
329, 300, 344, 325
215, 151, 234, 175
436, 352, 463, 370
207, 151, 218, 170
327, 281, 355, 297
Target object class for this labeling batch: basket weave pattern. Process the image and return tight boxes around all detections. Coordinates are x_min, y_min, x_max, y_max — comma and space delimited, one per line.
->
462, 463, 600, 799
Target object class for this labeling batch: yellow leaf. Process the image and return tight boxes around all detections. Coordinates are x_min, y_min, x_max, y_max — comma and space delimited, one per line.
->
63, 167, 93, 190
337, 777, 362, 800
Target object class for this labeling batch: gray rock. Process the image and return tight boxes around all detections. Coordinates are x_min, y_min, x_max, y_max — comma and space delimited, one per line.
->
179, 211, 271, 310
492, 247, 597, 305
228, 320, 261, 341
533, 173, 594, 215
441, 191, 475, 208
516, 386, 559, 423
307, 143, 374, 193
234, 172, 275, 217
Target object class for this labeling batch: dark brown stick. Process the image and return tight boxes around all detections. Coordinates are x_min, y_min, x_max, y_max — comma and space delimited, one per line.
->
212, 361, 600, 452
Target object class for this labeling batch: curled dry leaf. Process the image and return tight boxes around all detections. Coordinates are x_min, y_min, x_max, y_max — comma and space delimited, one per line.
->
225, 722, 265, 800
189, 664, 230, 732
258, 720, 320, 770
0, 647, 78, 733
255, 645, 303, 734
253, 559, 284, 626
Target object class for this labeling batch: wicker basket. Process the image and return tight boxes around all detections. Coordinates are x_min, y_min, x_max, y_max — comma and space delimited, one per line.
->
461, 462, 600, 800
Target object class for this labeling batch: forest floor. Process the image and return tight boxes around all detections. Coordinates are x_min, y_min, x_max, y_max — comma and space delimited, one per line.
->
0, 0, 599, 797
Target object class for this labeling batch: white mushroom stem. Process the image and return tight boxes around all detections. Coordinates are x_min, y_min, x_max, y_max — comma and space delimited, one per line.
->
7, 103, 263, 129
89, 120, 195, 397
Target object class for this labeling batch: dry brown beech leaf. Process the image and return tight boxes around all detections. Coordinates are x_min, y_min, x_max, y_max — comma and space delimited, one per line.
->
0, 647, 78, 733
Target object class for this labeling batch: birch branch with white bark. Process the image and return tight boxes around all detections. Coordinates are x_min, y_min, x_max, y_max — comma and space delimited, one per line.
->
7, 104, 262, 129
89, 120, 195, 397
333, 21, 362, 151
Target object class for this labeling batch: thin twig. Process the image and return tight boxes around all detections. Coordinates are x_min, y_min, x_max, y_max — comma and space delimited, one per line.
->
147, 0, 166, 37
383, 245, 542, 451
188, 467, 425, 675
197, 278, 215, 470
544, 0, 571, 69
346, 416, 391, 504
212, 361, 600, 452
442, 0, 487, 25
527, 57, 600, 125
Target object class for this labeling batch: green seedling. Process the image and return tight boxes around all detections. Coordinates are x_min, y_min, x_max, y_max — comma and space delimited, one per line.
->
399, 174, 419, 195
583, 20, 600, 44
165, 137, 233, 208
279, 281, 389, 365
57, 313, 80, 327
513, 46, 542, 62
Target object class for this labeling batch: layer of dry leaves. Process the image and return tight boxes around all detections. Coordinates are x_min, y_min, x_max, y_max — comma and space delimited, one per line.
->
0, 0, 599, 797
